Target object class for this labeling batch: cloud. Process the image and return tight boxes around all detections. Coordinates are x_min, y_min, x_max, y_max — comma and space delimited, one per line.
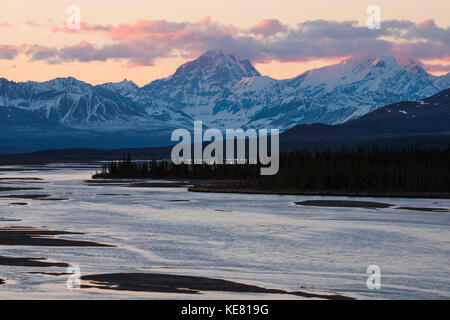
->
52, 21, 111, 34
12, 18, 450, 68
423, 63, 450, 73
0, 45, 20, 59
26, 41, 174, 67
250, 19, 286, 37
0, 21, 11, 28
26, 45, 58, 61
419, 19, 436, 28
25, 20, 40, 27
383, 18, 450, 45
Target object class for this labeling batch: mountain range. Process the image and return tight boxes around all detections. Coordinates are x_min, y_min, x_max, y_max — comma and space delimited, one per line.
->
282, 87, 450, 144
0, 50, 449, 152
2, 89, 449, 163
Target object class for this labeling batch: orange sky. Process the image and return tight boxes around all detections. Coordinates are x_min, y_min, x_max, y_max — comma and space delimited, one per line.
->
0, 0, 449, 85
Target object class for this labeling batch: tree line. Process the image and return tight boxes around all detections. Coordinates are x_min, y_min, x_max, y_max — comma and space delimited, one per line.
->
93, 146, 450, 192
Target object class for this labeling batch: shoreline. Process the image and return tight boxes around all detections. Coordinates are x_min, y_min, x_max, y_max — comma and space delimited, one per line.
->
0, 227, 114, 247
188, 185, 450, 199
90, 176, 450, 199
80, 273, 354, 300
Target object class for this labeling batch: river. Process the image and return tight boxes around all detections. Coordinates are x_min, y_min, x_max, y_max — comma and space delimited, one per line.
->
0, 163, 449, 299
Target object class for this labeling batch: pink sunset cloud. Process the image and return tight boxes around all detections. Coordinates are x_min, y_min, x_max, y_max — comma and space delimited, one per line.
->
250, 19, 286, 36
424, 63, 450, 73
10, 17, 450, 73
25, 20, 40, 27
419, 19, 436, 28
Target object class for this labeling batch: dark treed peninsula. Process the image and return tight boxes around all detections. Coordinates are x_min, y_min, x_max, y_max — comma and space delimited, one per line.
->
93, 146, 450, 197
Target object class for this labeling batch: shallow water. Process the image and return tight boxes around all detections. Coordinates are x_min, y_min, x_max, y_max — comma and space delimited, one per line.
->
0, 163, 449, 299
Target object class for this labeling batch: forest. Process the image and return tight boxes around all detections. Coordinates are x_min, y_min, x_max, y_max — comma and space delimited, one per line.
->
93, 146, 450, 192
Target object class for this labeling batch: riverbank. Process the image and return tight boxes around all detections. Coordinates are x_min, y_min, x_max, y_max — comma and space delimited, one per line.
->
188, 185, 450, 199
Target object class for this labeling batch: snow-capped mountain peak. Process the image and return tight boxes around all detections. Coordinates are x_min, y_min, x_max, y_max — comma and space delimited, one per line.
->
97, 79, 139, 98
38, 77, 93, 93
139, 51, 263, 126
168, 50, 260, 82
287, 56, 399, 93
395, 56, 425, 70
343, 55, 400, 68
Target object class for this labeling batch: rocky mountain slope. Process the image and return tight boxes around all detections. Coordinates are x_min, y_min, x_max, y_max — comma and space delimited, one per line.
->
281, 87, 450, 143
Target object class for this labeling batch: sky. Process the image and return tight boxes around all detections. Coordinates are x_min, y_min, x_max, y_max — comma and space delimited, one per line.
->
0, 0, 449, 86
